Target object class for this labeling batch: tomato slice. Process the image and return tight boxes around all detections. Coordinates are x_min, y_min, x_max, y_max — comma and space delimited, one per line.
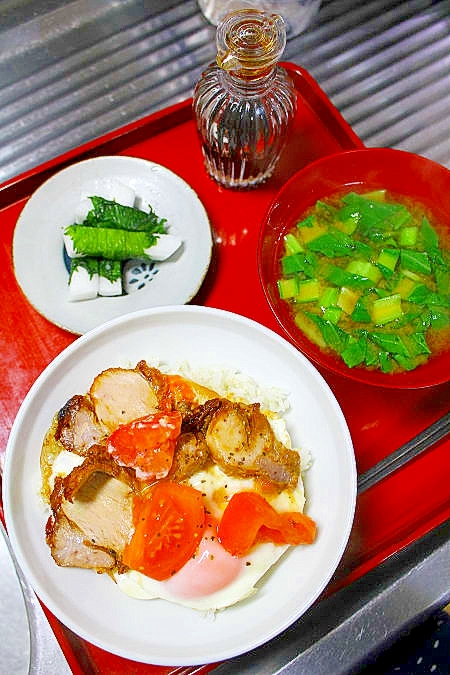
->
218, 491, 316, 557
122, 481, 206, 581
107, 411, 182, 481
167, 374, 196, 406
155, 374, 196, 412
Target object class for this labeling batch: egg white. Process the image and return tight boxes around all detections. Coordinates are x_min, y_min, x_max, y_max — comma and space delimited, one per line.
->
115, 538, 289, 612
48, 449, 85, 492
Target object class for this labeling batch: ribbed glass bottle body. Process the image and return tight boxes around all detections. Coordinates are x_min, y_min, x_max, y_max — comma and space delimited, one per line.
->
193, 64, 296, 188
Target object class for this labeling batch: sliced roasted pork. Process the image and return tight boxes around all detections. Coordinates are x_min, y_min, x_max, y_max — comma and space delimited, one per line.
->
56, 394, 105, 454
136, 360, 172, 407
46, 512, 116, 570
47, 448, 137, 571
202, 399, 300, 489
168, 431, 210, 481
89, 367, 159, 431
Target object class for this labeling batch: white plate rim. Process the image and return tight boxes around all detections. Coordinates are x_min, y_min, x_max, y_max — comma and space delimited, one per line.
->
12, 156, 213, 335
3, 305, 356, 666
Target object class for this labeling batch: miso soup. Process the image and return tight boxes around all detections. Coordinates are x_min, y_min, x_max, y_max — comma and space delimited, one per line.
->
277, 190, 450, 374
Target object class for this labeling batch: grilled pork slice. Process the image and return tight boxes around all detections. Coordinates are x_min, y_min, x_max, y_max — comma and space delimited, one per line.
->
136, 360, 173, 407
46, 512, 116, 570
168, 431, 211, 481
196, 398, 300, 489
56, 394, 105, 454
89, 366, 159, 431
47, 448, 137, 570
41, 395, 105, 503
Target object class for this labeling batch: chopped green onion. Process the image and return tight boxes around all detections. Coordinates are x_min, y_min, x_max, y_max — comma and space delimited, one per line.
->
362, 190, 386, 202
420, 217, 439, 250
281, 252, 317, 277
346, 260, 382, 284
429, 308, 450, 329
284, 233, 304, 254
295, 279, 320, 303
371, 294, 403, 325
277, 277, 299, 299
337, 286, 360, 315
434, 264, 449, 297
392, 353, 417, 371
377, 248, 400, 274
277, 191, 449, 375
407, 332, 431, 357
322, 306, 342, 323
378, 351, 394, 373
336, 204, 360, 234
407, 283, 432, 306
307, 231, 355, 258
369, 332, 410, 356
319, 286, 339, 310
281, 254, 303, 275
294, 312, 326, 348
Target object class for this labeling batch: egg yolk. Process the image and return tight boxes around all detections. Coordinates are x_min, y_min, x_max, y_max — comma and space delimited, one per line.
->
165, 528, 243, 598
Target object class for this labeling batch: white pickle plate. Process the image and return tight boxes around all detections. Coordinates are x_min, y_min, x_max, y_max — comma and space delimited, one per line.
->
13, 156, 213, 334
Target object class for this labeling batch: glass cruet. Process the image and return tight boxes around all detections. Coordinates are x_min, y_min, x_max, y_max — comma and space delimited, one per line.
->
193, 9, 297, 189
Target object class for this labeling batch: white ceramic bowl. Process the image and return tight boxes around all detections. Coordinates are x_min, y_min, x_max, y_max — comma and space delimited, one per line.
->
13, 156, 213, 334
3, 305, 356, 666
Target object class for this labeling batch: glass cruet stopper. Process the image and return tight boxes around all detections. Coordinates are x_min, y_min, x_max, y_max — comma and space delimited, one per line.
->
193, 9, 297, 189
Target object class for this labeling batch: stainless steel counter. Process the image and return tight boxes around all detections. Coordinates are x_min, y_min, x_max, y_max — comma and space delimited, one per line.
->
0, 0, 449, 185
0, 1, 449, 673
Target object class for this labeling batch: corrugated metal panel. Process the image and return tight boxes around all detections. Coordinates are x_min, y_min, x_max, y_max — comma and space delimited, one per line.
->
290, 0, 450, 164
0, 0, 448, 184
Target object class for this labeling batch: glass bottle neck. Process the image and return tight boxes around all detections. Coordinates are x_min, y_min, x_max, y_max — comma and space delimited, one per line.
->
219, 64, 278, 95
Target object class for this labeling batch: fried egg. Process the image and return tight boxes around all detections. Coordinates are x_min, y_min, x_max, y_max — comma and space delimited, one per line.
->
113, 416, 307, 612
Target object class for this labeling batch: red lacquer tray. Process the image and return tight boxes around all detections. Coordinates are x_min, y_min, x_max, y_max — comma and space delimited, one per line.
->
0, 64, 449, 674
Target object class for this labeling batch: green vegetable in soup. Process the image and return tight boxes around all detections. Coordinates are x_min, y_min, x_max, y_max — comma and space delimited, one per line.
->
277, 190, 450, 374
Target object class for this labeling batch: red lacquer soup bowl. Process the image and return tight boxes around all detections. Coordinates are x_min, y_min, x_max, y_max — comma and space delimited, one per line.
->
258, 148, 450, 388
